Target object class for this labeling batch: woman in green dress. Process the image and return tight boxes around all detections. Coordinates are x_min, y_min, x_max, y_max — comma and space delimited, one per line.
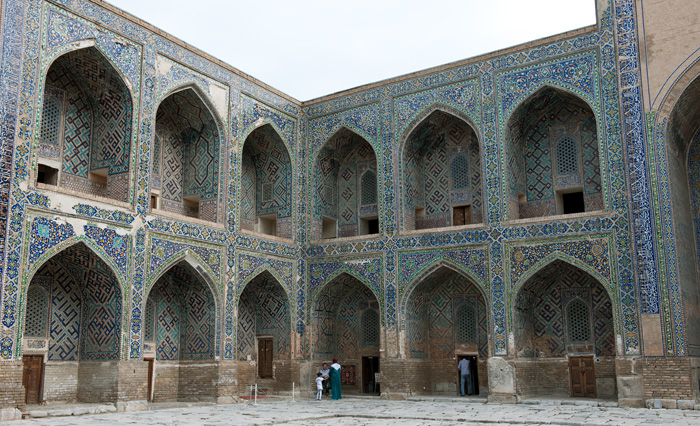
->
329, 359, 342, 400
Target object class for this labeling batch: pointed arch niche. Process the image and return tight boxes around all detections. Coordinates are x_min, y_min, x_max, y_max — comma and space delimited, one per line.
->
512, 260, 615, 398
311, 272, 380, 394
239, 124, 293, 238
142, 260, 217, 402
236, 271, 292, 390
664, 70, 700, 356
504, 87, 602, 220
36, 47, 134, 203
402, 109, 483, 232
151, 87, 222, 222
21, 242, 123, 404
404, 265, 488, 395
312, 127, 379, 240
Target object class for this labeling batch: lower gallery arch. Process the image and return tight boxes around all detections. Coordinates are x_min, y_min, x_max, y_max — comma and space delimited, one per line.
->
236, 271, 292, 394
142, 261, 216, 402
404, 266, 489, 396
21, 243, 122, 404
311, 273, 381, 395
513, 260, 615, 399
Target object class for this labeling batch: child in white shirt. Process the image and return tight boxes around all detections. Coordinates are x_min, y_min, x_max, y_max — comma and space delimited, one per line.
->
315, 373, 324, 400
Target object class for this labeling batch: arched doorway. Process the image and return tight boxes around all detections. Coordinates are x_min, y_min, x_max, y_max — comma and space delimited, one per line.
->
151, 87, 222, 222
311, 128, 379, 240
513, 260, 615, 398
404, 266, 488, 395
504, 86, 602, 220
22, 243, 122, 404
401, 108, 483, 232
237, 271, 291, 393
36, 47, 133, 202
311, 273, 381, 395
142, 261, 216, 402
240, 125, 293, 238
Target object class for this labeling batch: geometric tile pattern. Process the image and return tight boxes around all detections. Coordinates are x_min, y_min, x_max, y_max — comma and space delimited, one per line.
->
514, 260, 615, 357
237, 271, 291, 361
405, 267, 488, 359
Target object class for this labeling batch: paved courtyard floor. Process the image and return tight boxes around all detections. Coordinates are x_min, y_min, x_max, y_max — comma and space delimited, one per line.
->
6, 397, 700, 426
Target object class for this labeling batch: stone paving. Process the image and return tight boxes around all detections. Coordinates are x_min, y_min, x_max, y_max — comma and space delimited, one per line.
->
5, 397, 700, 425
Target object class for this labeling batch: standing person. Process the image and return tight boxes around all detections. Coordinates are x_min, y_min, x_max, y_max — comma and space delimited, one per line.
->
319, 363, 331, 396
457, 357, 472, 396
329, 358, 342, 400
315, 373, 324, 400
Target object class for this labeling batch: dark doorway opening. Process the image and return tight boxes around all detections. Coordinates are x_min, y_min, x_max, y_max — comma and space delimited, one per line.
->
37, 165, 58, 186
569, 355, 597, 397
562, 192, 585, 214
145, 358, 154, 402
456, 354, 479, 396
368, 219, 379, 235
22, 355, 43, 404
258, 338, 273, 379
362, 356, 380, 394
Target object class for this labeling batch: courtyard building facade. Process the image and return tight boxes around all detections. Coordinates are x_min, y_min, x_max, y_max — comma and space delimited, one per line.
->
0, 0, 700, 414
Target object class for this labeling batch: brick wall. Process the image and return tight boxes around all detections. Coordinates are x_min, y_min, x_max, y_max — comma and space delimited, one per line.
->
117, 361, 148, 401
0, 361, 25, 410
642, 357, 694, 400
514, 358, 570, 397
153, 361, 179, 402
77, 361, 118, 403
178, 361, 217, 401
214, 360, 238, 398
43, 361, 78, 402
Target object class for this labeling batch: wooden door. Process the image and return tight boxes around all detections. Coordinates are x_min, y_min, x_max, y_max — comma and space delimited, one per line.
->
146, 358, 154, 401
453, 206, 472, 226
569, 356, 596, 397
22, 355, 43, 404
258, 338, 273, 378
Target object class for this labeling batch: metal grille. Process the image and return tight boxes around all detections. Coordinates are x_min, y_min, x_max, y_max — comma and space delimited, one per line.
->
451, 155, 469, 190
556, 136, 578, 175
362, 309, 379, 346
152, 134, 161, 174
25, 287, 48, 338
361, 171, 377, 205
456, 304, 476, 343
567, 300, 591, 342
40, 97, 61, 145
322, 185, 334, 206
144, 298, 154, 341
262, 182, 273, 202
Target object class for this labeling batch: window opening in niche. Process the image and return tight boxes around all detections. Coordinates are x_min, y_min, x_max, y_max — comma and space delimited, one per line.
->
144, 298, 155, 341
556, 136, 579, 175
567, 300, 591, 343
561, 191, 585, 214
361, 171, 377, 205
262, 182, 274, 202
40, 96, 61, 145
362, 309, 379, 346
322, 216, 337, 239
451, 154, 469, 190
25, 287, 48, 338
37, 164, 59, 186
456, 304, 476, 343
360, 216, 379, 236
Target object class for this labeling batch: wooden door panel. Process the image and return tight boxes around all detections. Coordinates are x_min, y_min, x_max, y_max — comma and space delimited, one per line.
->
258, 339, 273, 378
569, 356, 596, 398
23, 355, 43, 404
453, 207, 465, 226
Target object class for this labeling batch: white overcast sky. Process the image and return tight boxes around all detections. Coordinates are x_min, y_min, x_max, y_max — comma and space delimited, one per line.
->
106, 0, 597, 101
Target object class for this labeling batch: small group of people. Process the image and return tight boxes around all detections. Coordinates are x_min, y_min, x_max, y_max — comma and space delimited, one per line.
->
315, 359, 341, 401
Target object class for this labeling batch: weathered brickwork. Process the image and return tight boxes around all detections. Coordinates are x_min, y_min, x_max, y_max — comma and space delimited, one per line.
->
0, 0, 699, 410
